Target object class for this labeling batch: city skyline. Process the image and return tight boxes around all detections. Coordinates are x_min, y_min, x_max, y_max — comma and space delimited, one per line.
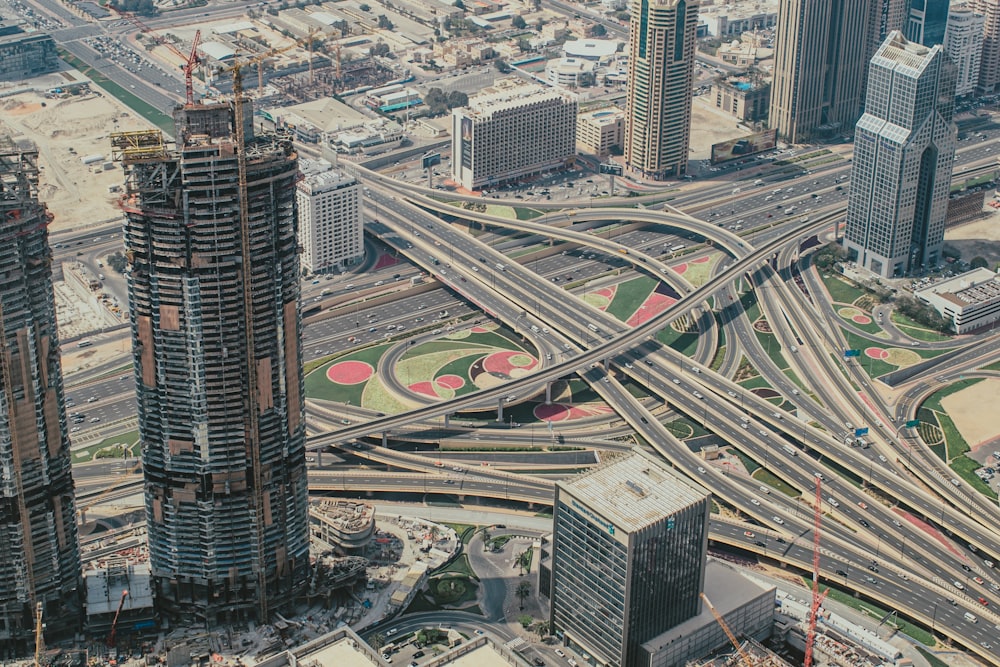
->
0, 0, 999, 662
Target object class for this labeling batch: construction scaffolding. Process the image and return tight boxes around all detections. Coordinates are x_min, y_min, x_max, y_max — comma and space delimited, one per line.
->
0, 138, 82, 653
115, 100, 309, 625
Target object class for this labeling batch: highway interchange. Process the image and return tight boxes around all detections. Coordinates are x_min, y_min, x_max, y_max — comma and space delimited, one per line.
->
59, 130, 1000, 660
24, 0, 1000, 652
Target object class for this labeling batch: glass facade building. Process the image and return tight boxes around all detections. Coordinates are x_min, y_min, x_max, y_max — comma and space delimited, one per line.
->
549, 449, 710, 667
906, 0, 952, 46
844, 31, 957, 278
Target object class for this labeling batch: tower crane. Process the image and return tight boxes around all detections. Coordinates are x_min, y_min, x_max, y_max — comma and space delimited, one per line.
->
113, 9, 202, 104
804, 476, 829, 667
700, 592, 751, 667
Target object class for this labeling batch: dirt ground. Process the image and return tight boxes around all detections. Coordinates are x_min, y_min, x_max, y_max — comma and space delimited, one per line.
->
0, 90, 155, 232
939, 378, 1000, 457
688, 95, 755, 161
943, 211, 1000, 267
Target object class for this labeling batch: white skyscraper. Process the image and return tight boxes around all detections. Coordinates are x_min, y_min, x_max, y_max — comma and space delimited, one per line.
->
844, 31, 957, 278
296, 159, 364, 274
944, 5, 986, 95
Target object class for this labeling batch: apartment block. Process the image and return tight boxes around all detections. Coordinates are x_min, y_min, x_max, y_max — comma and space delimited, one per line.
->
944, 4, 986, 95
906, 0, 953, 45
0, 138, 81, 651
451, 79, 577, 191
970, 0, 1000, 91
844, 32, 957, 278
712, 78, 771, 123
114, 102, 310, 623
296, 159, 363, 274
770, 0, 874, 143
623, 0, 700, 179
576, 107, 625, 157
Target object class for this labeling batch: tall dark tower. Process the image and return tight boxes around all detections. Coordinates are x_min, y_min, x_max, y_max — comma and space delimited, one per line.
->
114, 102, 309, 624
0, 138, 81, 651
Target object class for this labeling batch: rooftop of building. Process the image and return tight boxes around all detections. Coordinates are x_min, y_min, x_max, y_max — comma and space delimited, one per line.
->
577, 105, 625, 125
255, 626, 380, 667
310, 498, 375, 531
562, 38, 620, 59
268, 96, 368, 133
642, 561, 774, 653
84, 557, 155, 615
558, 448, 709, 532
874, 30, 939, 75
915, 267, 1000, 306
463, 77, 575, 116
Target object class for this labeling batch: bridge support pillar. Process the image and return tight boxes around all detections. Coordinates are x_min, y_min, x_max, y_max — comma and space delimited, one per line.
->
458, 495, 465, 502
444, 413, 450, 427
497, 399, 504, 422
382, 432, 388, 447
603, 358, 610, 371
545, 382, 552, 405
366, 490, 374, 497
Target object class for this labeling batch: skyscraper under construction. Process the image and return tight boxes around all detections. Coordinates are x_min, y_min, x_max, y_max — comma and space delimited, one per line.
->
0, 138, 81, 650
113, 101, 309, 623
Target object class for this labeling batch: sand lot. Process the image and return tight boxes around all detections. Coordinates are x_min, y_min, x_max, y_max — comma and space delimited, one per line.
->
944, 210, 1000, 266
0, 90, 155, 232
689, 95, 755, 161
940, 378, 1000, 453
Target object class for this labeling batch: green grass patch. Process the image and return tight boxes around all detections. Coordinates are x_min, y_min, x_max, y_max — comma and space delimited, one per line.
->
604, 276, 658, 323
657, 328, 699, 357
751, 469, 799, 497
738, 375, 775, 392
443, 523, 478, 544
920, 378, 983, 413
433, 553, 479, 579
821, 273, 866, 306
72, 430, 141, 463
515, 207, 544, 220
729, 447, 761, 473
740, 289, 761, 323
809, 580, 936, 646
754, 330, 789, 370
710, 345, 727, 372
57, 49, 174, 136
938, 411, 970, 460
950, 455, 998, 499
304, 343, 391, 403
890, 312, 952, 342
915, 648, 949, 667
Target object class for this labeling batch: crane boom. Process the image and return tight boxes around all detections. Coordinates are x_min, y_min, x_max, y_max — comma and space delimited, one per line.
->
106, 590, 129, 647
33, 602, 43, 667
804, 476, 827, 667
700, 592, 752, 667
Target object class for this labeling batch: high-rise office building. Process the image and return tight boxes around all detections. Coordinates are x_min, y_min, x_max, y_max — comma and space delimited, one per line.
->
769, 0, 874, 143
548, 449, 710, 667
0, 138, 81, 650
844, 32, 957, 278
906, 0, 953, 45
970, 0, 1000, 91
945, 4, 986, 95
451, 79, 577, 191
623, 0, 700, 180
116, 102, 310, 623
296, 159, 363, 274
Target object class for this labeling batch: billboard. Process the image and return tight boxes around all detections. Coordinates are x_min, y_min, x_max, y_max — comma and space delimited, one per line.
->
460, 117, 473, 169
710, 128, 778, 164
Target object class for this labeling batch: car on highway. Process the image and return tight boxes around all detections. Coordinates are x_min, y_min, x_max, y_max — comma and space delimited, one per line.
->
697, 466, 707, 474
828, 497, 840, 507
857, 501, 868, 510
744, 531, 755, 538
974, 576, 985, 585
772, 516, 784, 525
978, 597, 989, 606
836, 569, 848, 577
954, 581, 966, 590
750, 498, 761, 506
555, 649, 566, 658
387, 628, 398, 636
859, 519, 871, 528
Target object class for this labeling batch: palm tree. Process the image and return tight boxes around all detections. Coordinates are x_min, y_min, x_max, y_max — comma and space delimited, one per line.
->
515, 580, 531, 611
370, 633, 386, 650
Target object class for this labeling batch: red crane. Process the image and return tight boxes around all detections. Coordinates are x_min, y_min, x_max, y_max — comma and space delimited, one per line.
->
114, 9, 201, 105
804, 477, 829, 667
106, 590, 129, 648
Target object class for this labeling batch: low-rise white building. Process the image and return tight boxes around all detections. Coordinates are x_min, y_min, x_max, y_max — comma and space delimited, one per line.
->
546, 57, 597, 87
915, 267, 1000, 333
296, 159, 364, 274
451, 78, 577, 190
